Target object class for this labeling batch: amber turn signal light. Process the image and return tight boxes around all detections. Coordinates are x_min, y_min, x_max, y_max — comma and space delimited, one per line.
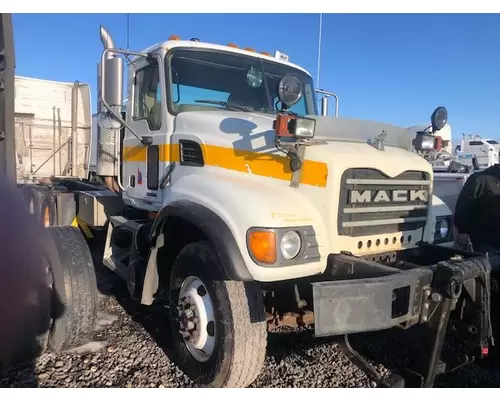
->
248, 230, 276, 264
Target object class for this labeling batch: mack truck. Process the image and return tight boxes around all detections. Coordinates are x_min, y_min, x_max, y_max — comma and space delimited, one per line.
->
0, 14, 496, 388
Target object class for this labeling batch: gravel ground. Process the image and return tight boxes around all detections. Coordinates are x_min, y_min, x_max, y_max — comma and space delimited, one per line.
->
2, 267, 500, 388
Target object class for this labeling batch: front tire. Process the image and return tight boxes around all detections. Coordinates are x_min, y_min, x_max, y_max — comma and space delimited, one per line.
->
168, 241, 267, 388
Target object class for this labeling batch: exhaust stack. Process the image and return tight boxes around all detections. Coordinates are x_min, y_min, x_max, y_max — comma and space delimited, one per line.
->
96, 25, 123, 184
100, 25, 116, 54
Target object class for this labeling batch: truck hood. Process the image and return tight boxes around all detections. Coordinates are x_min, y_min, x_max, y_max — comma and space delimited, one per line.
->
173, 110, 432, 179
175, 111, 413, 148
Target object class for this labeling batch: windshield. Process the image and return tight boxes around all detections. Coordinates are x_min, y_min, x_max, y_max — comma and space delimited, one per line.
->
166, 48, 318, 116
487, 140, 499, 145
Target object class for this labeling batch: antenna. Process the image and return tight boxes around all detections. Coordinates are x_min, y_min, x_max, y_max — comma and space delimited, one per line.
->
316, 13, 323, 87
126, 13, 130, 50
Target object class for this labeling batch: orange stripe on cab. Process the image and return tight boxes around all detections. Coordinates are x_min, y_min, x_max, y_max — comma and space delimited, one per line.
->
122, 143, 328, 188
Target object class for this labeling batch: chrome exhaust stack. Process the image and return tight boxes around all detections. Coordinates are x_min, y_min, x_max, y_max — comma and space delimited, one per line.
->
96, 25, 123, 188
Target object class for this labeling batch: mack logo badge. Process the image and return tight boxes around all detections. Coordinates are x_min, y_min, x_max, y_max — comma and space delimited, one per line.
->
349, 189, 428, 203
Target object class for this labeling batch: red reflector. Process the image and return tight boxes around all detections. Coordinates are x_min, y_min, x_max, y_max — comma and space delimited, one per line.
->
482, 347, 489, 356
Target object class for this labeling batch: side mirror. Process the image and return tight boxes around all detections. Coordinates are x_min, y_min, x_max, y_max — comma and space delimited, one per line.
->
101, 55, 124, 111
99, 25, 124, 111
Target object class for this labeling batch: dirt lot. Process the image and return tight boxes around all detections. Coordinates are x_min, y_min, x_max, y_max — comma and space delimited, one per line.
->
2, 262, 500, 388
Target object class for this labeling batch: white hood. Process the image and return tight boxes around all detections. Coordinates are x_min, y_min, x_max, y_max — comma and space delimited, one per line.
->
173, 110, 433, 179
174, 111, 414, 151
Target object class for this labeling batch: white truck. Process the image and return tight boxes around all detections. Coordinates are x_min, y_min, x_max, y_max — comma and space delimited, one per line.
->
0, 18, 495, 388
410, 127, 500, 214
456, 134, 500, 169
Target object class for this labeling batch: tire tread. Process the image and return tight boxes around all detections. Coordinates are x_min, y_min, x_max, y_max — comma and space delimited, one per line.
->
45, 226, 97, 352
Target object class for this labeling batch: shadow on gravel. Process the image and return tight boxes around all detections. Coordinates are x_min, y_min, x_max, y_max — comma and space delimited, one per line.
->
112, 280, 182, 371
349, 324, 500, 388
0, 285, 66, 388
0, 257, 66, 388
265, 327, 338, 365
92, 258, 182, 373
0, 361, 38, 388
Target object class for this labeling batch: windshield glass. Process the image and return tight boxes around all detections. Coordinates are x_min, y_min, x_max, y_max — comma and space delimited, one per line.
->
166, 48, 318, 116
487, 140, 499, 145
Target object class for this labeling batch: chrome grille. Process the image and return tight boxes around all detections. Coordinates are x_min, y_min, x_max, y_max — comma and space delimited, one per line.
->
338, 169, 431, 237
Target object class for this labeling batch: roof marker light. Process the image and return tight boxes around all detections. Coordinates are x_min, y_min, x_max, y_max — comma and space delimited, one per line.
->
168, 35, 181, 40
274, 50, 289, 62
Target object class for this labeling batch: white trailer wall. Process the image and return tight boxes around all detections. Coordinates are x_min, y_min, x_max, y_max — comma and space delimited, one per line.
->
14, 75, 92, 182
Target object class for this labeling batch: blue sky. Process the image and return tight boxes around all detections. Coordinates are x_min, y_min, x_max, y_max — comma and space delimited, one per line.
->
12, 13, 500, 142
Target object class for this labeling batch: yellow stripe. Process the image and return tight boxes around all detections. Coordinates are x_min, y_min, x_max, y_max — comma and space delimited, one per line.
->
122, 144, 328, 187
71, 216, 94, 239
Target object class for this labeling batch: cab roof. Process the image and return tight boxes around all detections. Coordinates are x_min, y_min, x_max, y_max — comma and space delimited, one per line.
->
131, 39, 311, 77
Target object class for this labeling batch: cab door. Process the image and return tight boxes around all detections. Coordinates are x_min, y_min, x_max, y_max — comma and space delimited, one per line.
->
123, 58, 166, 207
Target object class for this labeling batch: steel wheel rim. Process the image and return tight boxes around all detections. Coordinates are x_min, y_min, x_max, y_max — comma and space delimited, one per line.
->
177, 275, 216, 362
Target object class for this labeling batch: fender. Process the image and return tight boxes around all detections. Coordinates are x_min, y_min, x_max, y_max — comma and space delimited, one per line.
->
150, 200, 253, 281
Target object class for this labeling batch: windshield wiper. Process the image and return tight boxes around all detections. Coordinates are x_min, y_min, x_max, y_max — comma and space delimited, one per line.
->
194, 99, 250, 112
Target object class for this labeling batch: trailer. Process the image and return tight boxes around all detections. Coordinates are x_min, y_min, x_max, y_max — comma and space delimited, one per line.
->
0, 15, 497, 388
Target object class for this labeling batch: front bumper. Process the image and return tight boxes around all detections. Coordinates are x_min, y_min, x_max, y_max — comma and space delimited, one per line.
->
313, 263, 429, 336
313, 244, 491, 337
310, 243, 493, 387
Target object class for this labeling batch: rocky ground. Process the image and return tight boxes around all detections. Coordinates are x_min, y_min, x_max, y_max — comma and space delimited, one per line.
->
2, 267, 500, 388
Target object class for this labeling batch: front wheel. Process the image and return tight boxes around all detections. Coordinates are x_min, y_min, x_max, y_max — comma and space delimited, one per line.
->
168, 241, 267, 388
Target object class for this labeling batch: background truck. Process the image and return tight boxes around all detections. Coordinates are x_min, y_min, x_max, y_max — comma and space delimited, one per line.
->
457, 134, 500, 169
13, 76, 92, 183
0, 14, 496, 388
409, 124, 500, 214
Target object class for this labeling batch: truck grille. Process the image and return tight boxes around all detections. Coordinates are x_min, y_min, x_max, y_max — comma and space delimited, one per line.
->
338, 168, 431, 237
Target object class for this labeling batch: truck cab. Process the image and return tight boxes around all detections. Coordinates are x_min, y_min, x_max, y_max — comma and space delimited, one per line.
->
87, 27, 494, 388
98, 34, 455, 275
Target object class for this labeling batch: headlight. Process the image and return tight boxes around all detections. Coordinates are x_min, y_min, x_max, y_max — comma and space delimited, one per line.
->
246, 226, 319, 267
280, 231, 302, 260
434, 217, 452, 243
413, 132, 435, 151
273, 114, 316, 139
289, 117, 316, 138
437, 218, 449, 238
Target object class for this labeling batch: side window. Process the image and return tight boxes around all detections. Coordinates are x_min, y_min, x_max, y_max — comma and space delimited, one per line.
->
469, 141, 483, 146
133, 63, 162, 131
